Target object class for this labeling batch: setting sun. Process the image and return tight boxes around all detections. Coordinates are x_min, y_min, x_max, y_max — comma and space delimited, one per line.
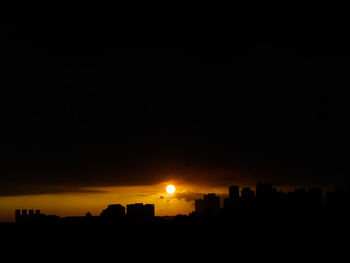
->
166, 184, 176, 194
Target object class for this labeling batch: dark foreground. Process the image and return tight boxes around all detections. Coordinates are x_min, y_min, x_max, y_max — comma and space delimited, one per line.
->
1, 214, 349, 263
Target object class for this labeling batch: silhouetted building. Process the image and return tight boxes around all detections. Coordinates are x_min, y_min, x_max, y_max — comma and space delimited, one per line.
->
15, 209, 21, 223
143, 204, 155, 217
100, 204, 125, 217
195, 193, 220, 214
13, 183, 350, 229
229, 185, 239, 201
256, 182, 273, 202
224, 185, 240, 214
126, 203, 155, 217
255, 183, 283, 217
85, 211, 92, 217
15, 209, 54, 224
241, 188, 255, 201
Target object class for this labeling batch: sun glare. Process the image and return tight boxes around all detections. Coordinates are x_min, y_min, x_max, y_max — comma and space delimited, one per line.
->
166, 184, 176, 194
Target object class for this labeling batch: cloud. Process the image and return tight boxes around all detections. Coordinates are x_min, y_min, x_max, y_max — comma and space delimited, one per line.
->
136, 192, 158, 197
0, 182, 105, 196
174, 190, 204, 202
0, 152, 348, 197
0, 161, 246, 196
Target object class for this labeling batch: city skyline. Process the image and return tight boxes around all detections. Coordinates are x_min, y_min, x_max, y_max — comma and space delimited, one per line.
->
5, 181, 349, 223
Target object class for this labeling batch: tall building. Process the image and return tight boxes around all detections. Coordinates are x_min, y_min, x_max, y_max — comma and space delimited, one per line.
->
15, 209, 21, 223
224, 185, 240, 213
229, 185, 239, 201
195, 193, 220, 214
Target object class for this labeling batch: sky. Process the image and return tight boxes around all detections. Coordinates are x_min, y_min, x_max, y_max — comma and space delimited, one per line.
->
0, 18, 349, 221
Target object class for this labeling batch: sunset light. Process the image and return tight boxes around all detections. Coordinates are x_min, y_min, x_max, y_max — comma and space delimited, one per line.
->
166, 184, 176, 194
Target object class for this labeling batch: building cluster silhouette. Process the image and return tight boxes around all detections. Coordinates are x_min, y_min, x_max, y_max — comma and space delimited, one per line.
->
195, 193, 220, 214
194, 183, 350, 221
14, 182, 350, 225
99, 203, 155, 218
126, 203, 155, 217
15, 203, 155, 224
100, 204, 125, 217
7, 183, 350, 263
15, 209, 60, 224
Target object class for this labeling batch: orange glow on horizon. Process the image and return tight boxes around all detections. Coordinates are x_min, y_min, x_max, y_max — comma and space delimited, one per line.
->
0, 182, 229, 222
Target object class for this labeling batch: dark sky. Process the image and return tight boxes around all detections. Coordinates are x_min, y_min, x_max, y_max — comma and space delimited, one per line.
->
1, 17, 349, 195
